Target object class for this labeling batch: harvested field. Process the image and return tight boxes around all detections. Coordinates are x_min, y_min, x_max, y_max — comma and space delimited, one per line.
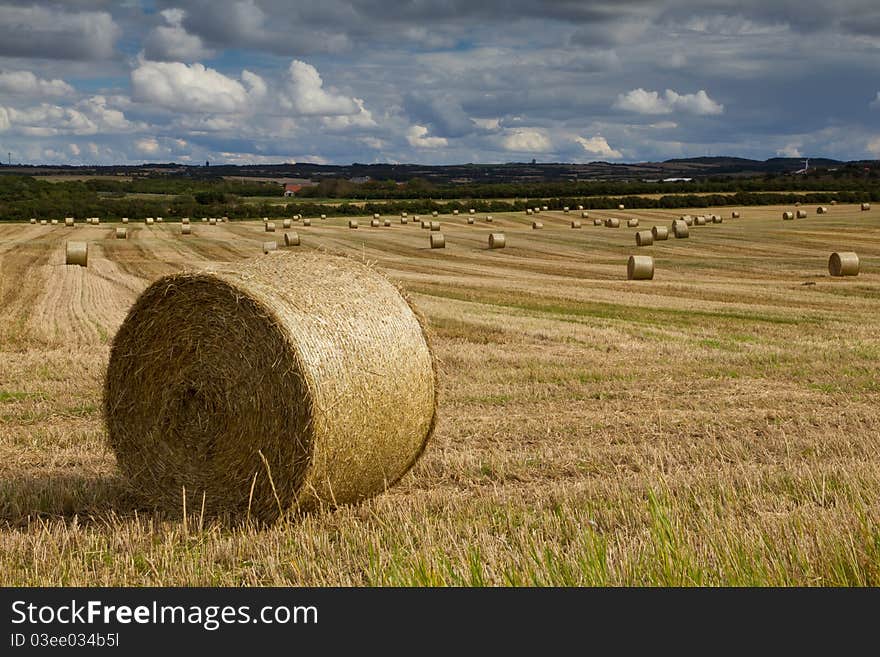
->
0, 203, 879, 586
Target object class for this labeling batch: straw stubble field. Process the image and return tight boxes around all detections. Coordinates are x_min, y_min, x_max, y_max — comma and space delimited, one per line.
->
0, 203, 878, 585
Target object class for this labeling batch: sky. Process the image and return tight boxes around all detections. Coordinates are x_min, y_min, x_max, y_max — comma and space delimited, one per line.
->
0, 1, 879, 166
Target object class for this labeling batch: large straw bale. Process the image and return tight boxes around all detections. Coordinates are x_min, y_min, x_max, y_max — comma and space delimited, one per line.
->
627, 255, 653, 280
66, 241, 88, 266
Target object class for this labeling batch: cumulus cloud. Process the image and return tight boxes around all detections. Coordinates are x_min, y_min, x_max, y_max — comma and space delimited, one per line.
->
502, 128, 552, 152
280, 60, 360, 116
406, 125, 448, 148
0, 6, 119, 60
0, 96, 132, 137
131, 61, 264, 114
68, 143, 80, 157
776, 143, 802, 157
615, 88, 724, 115
575, 135, 622, 159
144, 9, 215, 62
135, 137, 161, 154
0, 71, 74, 98
871, 92, 880, 109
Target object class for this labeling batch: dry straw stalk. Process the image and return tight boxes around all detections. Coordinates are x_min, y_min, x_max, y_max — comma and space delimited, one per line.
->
104, 252, 437, 521
66, 241, 88, 267
828, 252, 859, 277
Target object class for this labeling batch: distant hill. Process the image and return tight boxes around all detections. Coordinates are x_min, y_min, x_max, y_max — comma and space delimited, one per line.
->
0, 157, 875, 184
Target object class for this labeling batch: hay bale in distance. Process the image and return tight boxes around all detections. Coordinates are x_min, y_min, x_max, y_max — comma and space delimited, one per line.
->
541, 205, 548, 211
370, 219, 380, 227
577, 205, 584, 210
452, 209, 459, 215
65, 217, 75, 226
430, 233, 445, 249
571, 220, 582, 229
618, 204, 625, 210
828, 252, 859, 277
262, 241, 277, 254
672, 219, 690, 239
635, 230, 653, 246
283, 232, 300, 247
488, 233, 506, 249
40, 220, 47, 225
201, 217, 207, 223
30, 218, 36, 224
532, 221, 543, 229
302, 218, 311, 226
563, 206, 570, 213
432, 211, 439, 217
209, 217, 217, 225
581, 211, 589, 219
384, 219, 391, 227
348, 220, 358, 229
627, 255, 654, 280
265, 222, 276, 232
122, 217, 129, 224
782, 211, 794, 221
593, 218, 603, 226
731, 211, 740, 219
401, 211, 408, 218
181, 225, 191, 235
321, 214, 327, 220
283, 218, 292, 228
421, 221, 429, 229
627, 218, 639, 228
66, 241, 88, 267
796, 210, 807, 219
526, 208, 533, 215
51, 219, 58, 225
262, 217, 269, 223
694, 216, 707, 226
469, 208, 476, 214
651, 225, 669, 241
146, 217, 155, 225
817, 207, 828, 214
400, 217, 409, 224
373, 213, 381, 220
104, 252, 436, 521
605, 218, 620, 228
429, 221, 440, 231
861, 203, 871, 211
712, 215, 723, 224
467, 217, 475, 224
115, 227, 127, 239
485, 216, 493, 222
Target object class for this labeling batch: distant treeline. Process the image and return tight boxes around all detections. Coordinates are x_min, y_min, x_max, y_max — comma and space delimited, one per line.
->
0, 175, 877, 221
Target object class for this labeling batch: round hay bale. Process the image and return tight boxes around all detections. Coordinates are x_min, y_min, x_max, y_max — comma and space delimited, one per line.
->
861, 203, 871, 211
50, 219, 58, 225
635, 230, 653, 246
782, 211, 794, 221
283, 218, 292, 229
40, 220, 47, 225
485, 216, 493, 222
429, 221, 440, 231
115, 227, 127, 239
672, 219, 690, 239
795, 202, 801, 207
593, 218, 603, 226
30, 218, 36, 224
265, 222, 276, 232
581, 211, 589, 219
469, 209, 476, 214
796, 210, 807, 219
93, 218, 101, 225
348, 220, 358, 229
430, 233, 445, 249
577, 205, 584, 210
321, 214, 327, 220
817, 206, 827, 214
467, 217, 475, 224
66, 241, 88, 267
432, 211, 439, 217
122, 217, 129, 224
384, 219, 391, 227
157, 217, 163, 223
526, 208, 533, 215
146, 217, 155, 225
421, 221, 429, 229
618, 204, 625, 210
452, 209, 459, 215
400, 217, 409, 224
262, 241, 277, 254
831, 200, 838, 205
828, 252, 859, 277
65, 217, 75, 226
370, 219, 380, 227
104, 253, 436, 521
209, 218, 217, 226
627, 218, 639, 228
563, 207, 570, 213
182, 225, 191, 235
694, 216, 707, 226
712, 215, 723, 224
488, 233, 506, 249
373, 213, 380, 220
532, 221, 543, 229
201, 217, 207, 223
681, 215, 694, 226
652, 225, 669, 241
533, 207, 540, 213
570, 220, 582, 229
302, 218, 311, 227
541, 205, 548, 211
401, 211, 408, 218
283, 232, 300, 247
222, 217, 229, 223
605, 218, 620, 228
627, 255, 654, 280
263, 217, 269, 223
731, 211, 740, 219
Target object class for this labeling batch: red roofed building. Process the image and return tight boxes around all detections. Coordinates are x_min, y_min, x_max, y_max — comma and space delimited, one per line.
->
283, 183, 304, 196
